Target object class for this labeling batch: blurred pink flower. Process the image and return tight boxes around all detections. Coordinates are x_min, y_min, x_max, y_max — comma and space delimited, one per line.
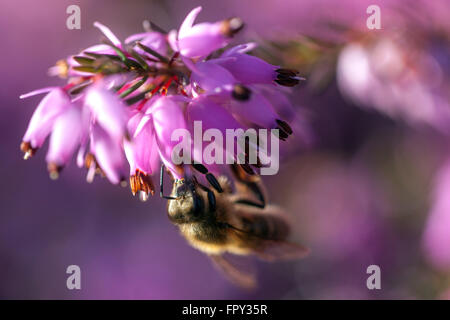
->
423, 159, 450, 270
336, 25, 450, 135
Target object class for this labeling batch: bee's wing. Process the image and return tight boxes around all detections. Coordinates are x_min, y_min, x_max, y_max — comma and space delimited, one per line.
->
251, 239, 310, 262
231, 204, 310, 261
209, 254, 257, 289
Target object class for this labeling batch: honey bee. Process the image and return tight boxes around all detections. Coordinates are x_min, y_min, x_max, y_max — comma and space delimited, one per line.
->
161, 163, 309, 288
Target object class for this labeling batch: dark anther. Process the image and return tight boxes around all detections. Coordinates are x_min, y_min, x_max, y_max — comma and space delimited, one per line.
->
275, 77, 300, 87
206, 173, 223, 193
192, 163, 208, 174
232, 84, 252, 101
276, 119, 293, 135
276, 68, 298, 77
277, 129, 289, 140
275, 68, 301, 87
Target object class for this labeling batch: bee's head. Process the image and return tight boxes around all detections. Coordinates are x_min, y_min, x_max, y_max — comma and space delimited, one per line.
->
167, 177, 210, 224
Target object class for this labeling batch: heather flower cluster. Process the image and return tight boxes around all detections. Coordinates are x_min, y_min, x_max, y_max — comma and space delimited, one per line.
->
20, 7, 300, 201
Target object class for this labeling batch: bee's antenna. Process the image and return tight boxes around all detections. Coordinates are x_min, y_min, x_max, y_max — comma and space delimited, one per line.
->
160, 164, 177, 200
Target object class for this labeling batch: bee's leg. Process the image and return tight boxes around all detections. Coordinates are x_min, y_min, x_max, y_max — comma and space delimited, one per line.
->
234, 199, 265, 209
230, 164, 266, 208
159, 164, 176, 200
191, 163, 223, 193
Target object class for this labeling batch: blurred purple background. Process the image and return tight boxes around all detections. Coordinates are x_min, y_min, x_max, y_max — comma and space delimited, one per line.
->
1, 0, 450, 299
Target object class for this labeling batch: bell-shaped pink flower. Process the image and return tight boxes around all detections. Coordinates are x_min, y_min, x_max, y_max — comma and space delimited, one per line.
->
90, 124, 126, 184
84, 84, 128, 141
46, 105, 83, 172
21, 88, 72, 157
124, 111, 160, 199
214, 45, 279, 85
188, 96, 242, 133
188, 96, 244, 164
93, 21, 122, 47
190, 61, 236, 94
169, 6, 243, 58
148, 96, 187, 178
150, 96, 187, 153
229, 86, 279, 129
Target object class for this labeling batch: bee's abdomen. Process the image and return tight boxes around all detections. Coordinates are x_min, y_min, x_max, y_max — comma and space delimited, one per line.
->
241, 215, 289, 241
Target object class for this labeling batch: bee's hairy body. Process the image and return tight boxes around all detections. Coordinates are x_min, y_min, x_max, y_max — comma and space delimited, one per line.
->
164, 164, 308, 287
167, 171, 295, 257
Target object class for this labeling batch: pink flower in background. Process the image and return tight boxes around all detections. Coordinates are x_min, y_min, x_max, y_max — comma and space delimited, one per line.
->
423, 160, 450, 270
336, 26, 450, 135
20, 6, 300, 200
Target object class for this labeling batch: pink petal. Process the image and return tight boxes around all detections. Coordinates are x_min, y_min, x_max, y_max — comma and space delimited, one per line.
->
150, 96, 187, 151
82, 44, 116, 55
93, 22, 121, 47
222, 43, 258, 56
178, 23, 228, 58
23, 89, 71, 148
191, 61, 236, 93
188, 96, 244, 164
124, 116, 159, 175
125, 32, 167, 58
167, 29, 179, 52
179, 6, 202, 39
90, 125, 126, 184
84, 85, 127, 141
215, 53, 278, 84
20, 87, 58, 99
46, 106, 83, 165
188, 96, 242, 133
229, 90, 279, 129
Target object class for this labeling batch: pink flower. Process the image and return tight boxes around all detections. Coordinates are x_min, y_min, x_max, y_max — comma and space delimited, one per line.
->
124, 110, 159, 200
20, 9, 302, 200
188, 95, 244, 164
84, 83, 128, 141
190, 61, 236, 94
169, 6, 243, 59
150, 96, 187, 179
21, 88, 71, 154
45, 104, 83, 178
214, 44, 278, 85
337, 34, 450, 134
89, 124, 126, 185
